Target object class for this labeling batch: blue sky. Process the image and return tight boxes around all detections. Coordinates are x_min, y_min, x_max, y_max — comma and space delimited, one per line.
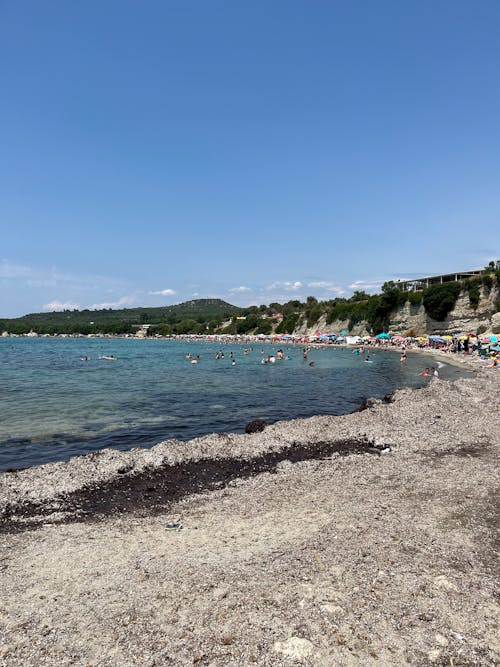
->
1, 0, 499, 317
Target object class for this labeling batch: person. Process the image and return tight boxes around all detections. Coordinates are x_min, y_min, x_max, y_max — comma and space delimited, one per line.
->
231, 359, 236, 366
419, 367, 430, 376
431, 366, 439, 378
81, 355, 90, 361
309, 360, 315, 367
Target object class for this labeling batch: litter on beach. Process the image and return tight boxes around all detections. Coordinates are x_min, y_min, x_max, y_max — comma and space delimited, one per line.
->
164, 521, 183, 531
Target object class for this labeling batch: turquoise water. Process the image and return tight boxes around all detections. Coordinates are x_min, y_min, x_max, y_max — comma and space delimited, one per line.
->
0, 338, 468, 470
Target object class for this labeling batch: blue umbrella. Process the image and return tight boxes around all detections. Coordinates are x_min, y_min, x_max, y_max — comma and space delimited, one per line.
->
490, 345, 500, 351
340, 330, 348, 335
375, 332, 391, 339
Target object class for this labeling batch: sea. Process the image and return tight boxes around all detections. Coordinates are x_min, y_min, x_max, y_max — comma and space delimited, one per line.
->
0, 337, 470, 470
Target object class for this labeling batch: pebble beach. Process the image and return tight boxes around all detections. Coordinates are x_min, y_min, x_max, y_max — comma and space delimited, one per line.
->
0, 363, 499, 666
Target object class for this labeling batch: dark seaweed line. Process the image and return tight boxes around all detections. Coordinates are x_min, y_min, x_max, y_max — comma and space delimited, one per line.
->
0, 438, 383, 534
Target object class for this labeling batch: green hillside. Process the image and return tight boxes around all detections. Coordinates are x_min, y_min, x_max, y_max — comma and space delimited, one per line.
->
0, 299, 241, 335
2, 263, 499, 336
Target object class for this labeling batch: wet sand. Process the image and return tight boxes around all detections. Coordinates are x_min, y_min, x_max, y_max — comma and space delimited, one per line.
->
0, 367, 499, 666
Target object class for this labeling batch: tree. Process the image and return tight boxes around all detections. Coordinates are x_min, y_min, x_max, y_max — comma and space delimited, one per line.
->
422, 283, 461, 321
351, 290, 370, 302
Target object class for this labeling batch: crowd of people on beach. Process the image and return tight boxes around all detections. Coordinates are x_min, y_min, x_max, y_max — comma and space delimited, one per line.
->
78, 331, 500, 371
175, 330, 500, 371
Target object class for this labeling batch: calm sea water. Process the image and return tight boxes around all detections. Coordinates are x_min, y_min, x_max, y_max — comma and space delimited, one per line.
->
0, 338, 469, 470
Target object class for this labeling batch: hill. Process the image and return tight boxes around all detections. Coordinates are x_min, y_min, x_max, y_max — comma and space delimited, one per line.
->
0, 299, 241, 335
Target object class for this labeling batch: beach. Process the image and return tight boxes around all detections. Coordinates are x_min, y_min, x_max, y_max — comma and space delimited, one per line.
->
0, 365, 499, 666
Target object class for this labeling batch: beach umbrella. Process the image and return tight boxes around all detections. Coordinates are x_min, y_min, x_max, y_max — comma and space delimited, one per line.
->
489, 335, 498, 343
340, 330, 348, 335
375, 332, 390, 339
490, 345, 500, 351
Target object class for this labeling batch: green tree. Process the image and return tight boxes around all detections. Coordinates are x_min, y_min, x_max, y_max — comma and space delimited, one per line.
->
422, 283, 461, 321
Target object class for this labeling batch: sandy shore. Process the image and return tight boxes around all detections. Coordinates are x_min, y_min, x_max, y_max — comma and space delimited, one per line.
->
0, 367, 499, 666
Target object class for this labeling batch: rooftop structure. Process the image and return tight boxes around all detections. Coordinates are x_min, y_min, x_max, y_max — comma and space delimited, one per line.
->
396, 270, 483, 292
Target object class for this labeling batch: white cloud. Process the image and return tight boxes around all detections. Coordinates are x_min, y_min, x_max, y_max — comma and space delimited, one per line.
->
149, 288, 176, 296
88, 295, 137, 310
0, 260, 34, 279
43, 299, 81, 311
307, 281, 346, 295
229, 286, 252, 293
267, 280, 303, 292
1, 259, 127, 291
348, 279, 384, 293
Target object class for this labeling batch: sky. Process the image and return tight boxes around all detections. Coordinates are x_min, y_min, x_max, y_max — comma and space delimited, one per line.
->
1, 0, 499, 317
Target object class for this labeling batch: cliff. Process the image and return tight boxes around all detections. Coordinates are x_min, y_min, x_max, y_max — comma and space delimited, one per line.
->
299, 285, 499, 337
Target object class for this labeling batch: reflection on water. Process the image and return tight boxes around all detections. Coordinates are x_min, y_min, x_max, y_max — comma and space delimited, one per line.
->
0, 338, 470, 469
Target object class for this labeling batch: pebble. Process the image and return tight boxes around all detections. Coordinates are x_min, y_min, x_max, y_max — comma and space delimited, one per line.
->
274, 637, 314, 659
435, 633, 449, 647
434, 575, 459, 592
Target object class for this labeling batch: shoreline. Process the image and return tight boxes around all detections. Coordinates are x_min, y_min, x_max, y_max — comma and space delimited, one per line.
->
1, 367, 498, 666
0, 340, 475, 473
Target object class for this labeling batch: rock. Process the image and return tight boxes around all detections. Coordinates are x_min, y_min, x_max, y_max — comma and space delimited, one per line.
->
492, 312, 500, 334
435, 633, 449, 646
245, 419, 268, 434
320, 604, 345, 617
434, 575, 458, 592
274, 637, 314, 659
211, 587, 228, 601
428, 648, 442, 662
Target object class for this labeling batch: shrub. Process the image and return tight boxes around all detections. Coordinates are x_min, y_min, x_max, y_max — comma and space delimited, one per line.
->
422, 282, 462, 321
465, 278, 482, 310
407, 291, 423, 306
481, 274, 493, 289
255, 319, 272, 335
276, 313, 300, 334
306, 305, 323, 327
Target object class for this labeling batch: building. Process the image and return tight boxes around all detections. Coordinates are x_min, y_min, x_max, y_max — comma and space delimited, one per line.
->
396, 270, 483, 292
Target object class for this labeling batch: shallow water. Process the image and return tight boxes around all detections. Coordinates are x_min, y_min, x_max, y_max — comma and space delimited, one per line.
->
0, 338, 469, 469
